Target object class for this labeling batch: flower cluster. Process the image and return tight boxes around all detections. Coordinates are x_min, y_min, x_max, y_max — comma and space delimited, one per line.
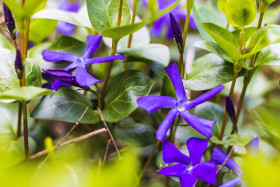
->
42, 35, 125, 91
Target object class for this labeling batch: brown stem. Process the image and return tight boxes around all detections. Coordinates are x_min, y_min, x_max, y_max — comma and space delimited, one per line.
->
117, 0, 124, 27
216, 147, 235, 175
22, 102, 29, 160
102, 139, 111, 166
29, 128, 107, 159
23, 19, 30, 57
17, 103, 22, 138
97, 107, 122, 160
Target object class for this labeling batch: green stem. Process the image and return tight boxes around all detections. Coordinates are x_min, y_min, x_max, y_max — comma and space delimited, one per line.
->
22, 102, 29, 159
226, 21, 229, 30
134, 141, 160, 187
17, 103, 22, 138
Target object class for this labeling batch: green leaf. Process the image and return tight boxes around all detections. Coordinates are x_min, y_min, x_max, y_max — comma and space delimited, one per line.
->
255, 44, 280, 66
31, 88, 100, 124
103, 70, 154, 123
225, 0, 256, 27
27, 41, 54, 61
211, 134, 251, 146
101, 21, 148, 41
0, 86, 53, 102
242, 25, 280, 59
148, 0, 158, 16
0, 35, 14, 50
29, 19, 58, 44
113, 118, 155, 146
87, 0, 131, 33
218, 0, 227, 13
32, 9, 93, 28
232, 27, 257, 44
263, 0, 276, 7
117, 44, 170, 67
183, 54, 246, 91
25, 58, 42, 87
0, 49, 20, 92
194, 102, 231, 138
201, 23, 241, 61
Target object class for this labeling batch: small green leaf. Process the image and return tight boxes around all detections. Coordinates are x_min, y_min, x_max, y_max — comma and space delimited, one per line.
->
25, 58, 42, 87
113, 118, 155, 146
117, 44, 170, 67
0, 35, 14, 50
0, 49, 20, 92
194, 102, 231, 138
225, 0, 256, 27
218, 0, 227, 13
211, 134, 251, 146
87, 0, 131, 33
103, 70, 154, 123
183, 54, 245, 91
148, 0, 158, 16
255, 44, 280, 66
31, 88, 100, 124
0, 86, 53, 102
263, 0, 276, 7
201, 23, 241, 62
32, 9, 92, 28
232, 27, 257, 44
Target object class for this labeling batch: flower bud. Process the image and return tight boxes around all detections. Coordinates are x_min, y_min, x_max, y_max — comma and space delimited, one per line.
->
169, 13, 183, 54
15, 50, 24, 79
3, 3, 16, 39
226, 96, 236, 123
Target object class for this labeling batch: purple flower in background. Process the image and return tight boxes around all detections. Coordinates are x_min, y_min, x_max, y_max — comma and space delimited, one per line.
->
3, 3, 16, 38
158, 138, 216, 186
42, 35, 125, 87
56, 0, 81, 36
212, 137, 259, 187
141, 0, 197, 38
137, 63, 224, 142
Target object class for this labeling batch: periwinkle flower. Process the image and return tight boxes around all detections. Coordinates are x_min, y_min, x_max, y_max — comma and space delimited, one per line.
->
141, 0, 197, 38
42, 35, 125, 87
3, 3, 16, 38
212, 137, 259, 187
158, 138, 216, 186
56, 0, 81, 36
225, 96, 236, 123
170, 13, 183, 53
137, 63, 224, 142
15, 50, 24, 79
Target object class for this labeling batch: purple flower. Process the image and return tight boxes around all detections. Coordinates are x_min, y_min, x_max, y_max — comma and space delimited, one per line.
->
42, 35, 125, 87
158, 138, 216, 186
15, 49, 24, 79
42, 69, 80, 91
225, 96, 236, 123
3, 3, 15, 38
56, 0, 81, 36
170, 13, 183, 53
141, 0, 197, 38
137, 63, 224, 142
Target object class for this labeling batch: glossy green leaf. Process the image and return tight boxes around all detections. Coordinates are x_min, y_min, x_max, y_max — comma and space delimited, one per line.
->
31, 88, 100, 124
117, 44, 170, 67
218, 0, 227, 13
32, 9, 92, 28
232, 27, 257, 44
255, 44, 280, 66
183, 54, 245, 91
113, 118, 155, 146
103, 70, 154, 123
0, 49, 20, 92
242, 25, 280, 59
225, 0, 256, 27
194, 102, 231, 138
25, 58, 42, 87
201, 23, 241, 61
0, 35, 14, 50
211, 134, 251, 146
0, 86, 53, 102
87, 0, 131, 33
29, 19, 58, 43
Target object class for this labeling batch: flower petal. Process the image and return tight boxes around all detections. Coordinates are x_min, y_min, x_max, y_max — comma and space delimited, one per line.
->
156, 108, 179, 142
245, 136, 259, 154
158, 164, 186, 177
137, 96, 177, 113
42, 49, 78, 63
180, 111, 214, 138
164, 63, 187, 101
185, 85, 224, 110
186, 137, 208, 165
192, 161, 216, 184
180, 173, 197, 187
75, 66, 102, 87
162, 141, 190, 164
219, 177, 242, 187
42, 69, 75, 82
57, 21, 76, 36
83, 35, 102, 58
51, 79, 72, 91
212, 148, 243, 176
85, 54, 126, 65
151, 16, 167, 37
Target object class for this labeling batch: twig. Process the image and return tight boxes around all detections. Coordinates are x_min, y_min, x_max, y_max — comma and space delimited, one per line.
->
97, 107, 122, 160
216, 147, 235, 175
102, 139, 111, 166
29, 128, 107, 159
